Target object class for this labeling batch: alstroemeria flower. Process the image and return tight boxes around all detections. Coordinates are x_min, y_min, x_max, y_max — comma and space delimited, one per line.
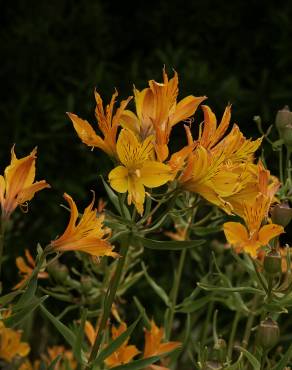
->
0, 146, 50, 219
143, 320, 181, 370
109, 129, 173, 214
120, 69, 206, 161
51, 193, 117, 258
43, 346, 77, 370
14, 249, 48, 290
223, 194, 284, 258
68, 90, 132, 158
104, 322, 140, 368
0, 321, 30, 363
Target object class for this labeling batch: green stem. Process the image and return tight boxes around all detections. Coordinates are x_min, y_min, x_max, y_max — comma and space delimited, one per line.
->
166, 247, 187, 340
227, 311, 240, 360
287, 149, 292, 182
0, 217, 6, 277
242, 296, 259, 348
87, 237, 129, 368
201, 302, 214, 346
279, 147, 284, 183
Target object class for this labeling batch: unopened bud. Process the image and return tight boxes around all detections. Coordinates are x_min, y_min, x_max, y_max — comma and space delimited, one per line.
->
281, 124, 292, 151
210, 240, 226, 255
213, 339, 227, 363
271, 202, 292, 228
81, 275, 93, 293
275, 106, 292, 135
47, 261, 69, 282
258, 318, 280, 349
264, 251, 282, 276
204, 361, 223, 370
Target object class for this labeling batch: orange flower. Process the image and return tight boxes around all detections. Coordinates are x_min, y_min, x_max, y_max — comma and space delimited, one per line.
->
143, 320, 180, 370
13, 249, 48, 290
104, 322, 140, 368
43, 346, 76, 370
120, 69, 206, 161
68, 90, 132, 158
0, 146, 50, 219
224, 194, 284, 258
0, 321, 30, 362
51, 193, 117, 258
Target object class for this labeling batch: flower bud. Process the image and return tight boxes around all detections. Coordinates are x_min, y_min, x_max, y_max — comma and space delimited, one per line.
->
47, 261, 69, 282
81, 275, 93, 293
271, 202, 292, 228
258, 318, 280, 349
204, 361, 223, 370
281, 124, 292, 151
275, 106, 292, 135
263, 251, 282, 276
213, 338, 227, 363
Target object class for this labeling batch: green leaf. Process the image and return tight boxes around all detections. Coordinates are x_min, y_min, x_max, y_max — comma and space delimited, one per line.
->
191, 225, 222, 236
73, 308, 88, 364
0, 290, 23, 306
47, 355, 62, 370
14, 272, 38, 310
198, 283, 265, 295
101, 176, 130, 219
109, 356, 160, 370
5, 295, 48, 327
271, 343, 292, 370
136, 236, 204, 250
40, 304, 76, 347
133, 297, 151, 330
235, 346, 260, 370
177, 296, 218, 313
142, 263, 170, 306
92, 316, 141, 366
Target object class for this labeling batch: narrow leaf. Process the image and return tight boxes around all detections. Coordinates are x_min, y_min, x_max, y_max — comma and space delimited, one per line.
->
5, 295, 48, 327
93, 316, 141, 366
235, 346, 260, 370
137, 236, 204, 250
40, 304, 76, 347
109, 356, 160, 370
142, 263, 170, 306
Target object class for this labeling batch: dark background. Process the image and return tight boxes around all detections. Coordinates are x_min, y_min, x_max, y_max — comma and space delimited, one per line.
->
1, 0, 292, 274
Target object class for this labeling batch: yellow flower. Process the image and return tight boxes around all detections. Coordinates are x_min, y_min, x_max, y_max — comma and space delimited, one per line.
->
13, 249, 48, 290
120, 69, 206, 161
0, 321, 30, 363
143, 320, 180, 370
68, 90, 132, 158
199, 105, 262, 163
199, 105, 232, 149
225, 161, 280, 218
0, 146, 50, 219
104, 322, 140, 368
180, 145, 248, 214
109, 129, 173, 214
51, 193, 117, 258
223, 194, 284, 257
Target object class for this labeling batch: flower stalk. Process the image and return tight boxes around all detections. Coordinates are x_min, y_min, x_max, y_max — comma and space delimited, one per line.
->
87, 236, 129, 368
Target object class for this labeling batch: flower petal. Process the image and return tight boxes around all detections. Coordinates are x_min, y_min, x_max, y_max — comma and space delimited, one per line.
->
258, 224, 284, 246
223, 222, 249, 246
140, 161, 172, 188
108, 166, 129, 193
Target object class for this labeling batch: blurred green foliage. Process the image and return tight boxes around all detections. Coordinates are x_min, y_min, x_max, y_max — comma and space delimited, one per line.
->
1, 0, 292, 317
